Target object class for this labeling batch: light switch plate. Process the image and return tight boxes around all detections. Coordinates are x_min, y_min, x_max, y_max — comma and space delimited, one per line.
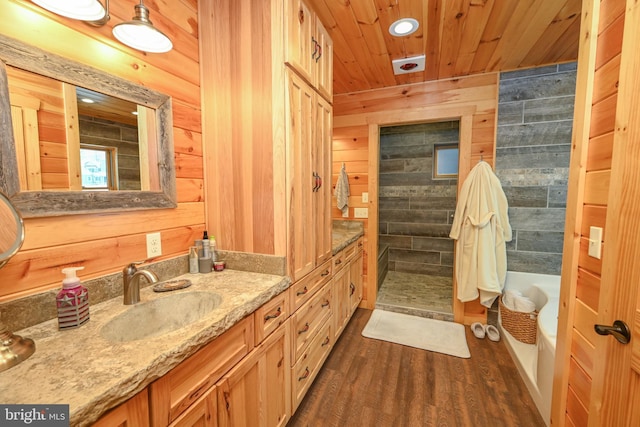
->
354, 207, 368, 218
146, 232, 162, 258
588, 226, 602, 259
362, 192, 369, 203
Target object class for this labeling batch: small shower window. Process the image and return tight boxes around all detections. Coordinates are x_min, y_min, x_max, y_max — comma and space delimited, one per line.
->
434, 144, 459, 178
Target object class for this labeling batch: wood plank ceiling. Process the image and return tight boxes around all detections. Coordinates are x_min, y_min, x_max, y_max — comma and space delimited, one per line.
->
307, 0, 582, 95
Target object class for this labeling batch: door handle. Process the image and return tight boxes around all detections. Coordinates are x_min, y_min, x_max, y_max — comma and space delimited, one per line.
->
594, 320, 631, 344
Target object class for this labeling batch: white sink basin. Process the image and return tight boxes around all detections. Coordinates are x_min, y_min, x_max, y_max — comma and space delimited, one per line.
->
100, 291, 222, 343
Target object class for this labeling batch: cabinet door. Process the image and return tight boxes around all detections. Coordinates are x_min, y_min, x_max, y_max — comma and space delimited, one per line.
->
314, 94, 332, 267
286, 70, 316, 281
217, 321, 290, 427
314, 19, 333, 102
349, 250, 363, 315
170, 388, 217, 427
285, 0, 314, 83
332, 265, 350, 339
93, 388, 149, 427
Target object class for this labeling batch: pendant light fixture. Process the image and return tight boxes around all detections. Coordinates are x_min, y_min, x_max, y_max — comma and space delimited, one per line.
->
31, 0, 172, 54
31, 0, 107, 21
112, 0, 173, 53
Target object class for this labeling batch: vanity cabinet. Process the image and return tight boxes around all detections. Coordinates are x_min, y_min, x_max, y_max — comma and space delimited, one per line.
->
216, 320, 291, 427
284, 0, 333, 101
149, 316, 254, 426
286, 69, 333, 282
333, 238, 364, 339
93, 388, 150, 427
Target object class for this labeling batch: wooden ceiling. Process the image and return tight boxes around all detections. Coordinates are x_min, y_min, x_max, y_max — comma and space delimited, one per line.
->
306, 0, 582, 95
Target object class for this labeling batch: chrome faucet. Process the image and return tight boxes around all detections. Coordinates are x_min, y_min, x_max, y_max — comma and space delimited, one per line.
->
123, 262, 159, 305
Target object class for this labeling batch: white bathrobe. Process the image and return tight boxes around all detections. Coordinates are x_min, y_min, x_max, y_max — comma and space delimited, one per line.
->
449, 161, 512, 308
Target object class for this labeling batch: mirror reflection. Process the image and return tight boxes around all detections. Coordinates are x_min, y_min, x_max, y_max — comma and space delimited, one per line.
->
0, 33, 176, 218
0, 192, 24, 268
6, 65, 154, 193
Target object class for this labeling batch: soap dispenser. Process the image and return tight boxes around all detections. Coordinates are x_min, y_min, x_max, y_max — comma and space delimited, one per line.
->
56, 267, 90, 330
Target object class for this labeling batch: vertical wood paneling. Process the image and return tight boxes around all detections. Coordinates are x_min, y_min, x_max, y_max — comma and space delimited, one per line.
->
0, 0, 203, 300
553, 0, 625, 423
332, 72, 498, 323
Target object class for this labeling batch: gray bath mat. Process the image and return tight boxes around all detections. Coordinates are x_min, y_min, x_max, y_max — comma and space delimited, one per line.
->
362, 309, 471, 358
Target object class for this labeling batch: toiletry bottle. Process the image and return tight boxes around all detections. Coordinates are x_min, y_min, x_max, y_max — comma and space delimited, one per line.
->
210, 235, 217, 262
56, 266, 90, 330
202, 230, 211, 259
189, 246, 199, 273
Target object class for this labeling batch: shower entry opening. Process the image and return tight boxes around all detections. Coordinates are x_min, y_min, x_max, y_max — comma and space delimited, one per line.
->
376, 120, 460, 321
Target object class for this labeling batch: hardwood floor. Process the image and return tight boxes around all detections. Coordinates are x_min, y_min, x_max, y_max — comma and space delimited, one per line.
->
288, 309, 545, 427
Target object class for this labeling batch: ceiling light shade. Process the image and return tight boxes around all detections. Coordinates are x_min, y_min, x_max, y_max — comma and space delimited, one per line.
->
389, 18, 419, 37
31, 0, 106, 21
112, 1, 173, 53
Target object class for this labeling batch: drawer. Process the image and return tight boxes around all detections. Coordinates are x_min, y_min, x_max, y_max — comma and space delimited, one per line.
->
291, 282, 332, 363
254, 291, 289, 344
291, 320, 333, 411
150, 315, 254, 426
289, 259, 332, 313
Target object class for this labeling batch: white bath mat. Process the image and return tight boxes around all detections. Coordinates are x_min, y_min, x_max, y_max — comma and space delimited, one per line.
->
362, 309, 471, 358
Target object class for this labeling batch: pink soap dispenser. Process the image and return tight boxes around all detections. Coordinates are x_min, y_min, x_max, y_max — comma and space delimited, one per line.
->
56, 267, 90, 330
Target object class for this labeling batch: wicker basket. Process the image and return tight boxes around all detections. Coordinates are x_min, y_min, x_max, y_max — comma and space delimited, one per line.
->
499, 296, 538, 344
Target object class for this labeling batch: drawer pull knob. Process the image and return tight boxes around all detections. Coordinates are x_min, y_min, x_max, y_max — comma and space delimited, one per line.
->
321, 270, 330, 277
335, 259, 342, 265
264, 306, 282, 322
321, 336, 330, 347
350, 283, 355, 296
321, 300, 330, 308
296, 286, 309, 296
298, 367, 310, 381
298, 322, 310, 334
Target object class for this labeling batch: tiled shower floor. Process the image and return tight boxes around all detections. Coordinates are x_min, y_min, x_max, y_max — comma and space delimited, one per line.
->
376, 271, 454, 321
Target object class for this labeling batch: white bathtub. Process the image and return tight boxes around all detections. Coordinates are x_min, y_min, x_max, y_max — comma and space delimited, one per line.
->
498, 271, 560, 426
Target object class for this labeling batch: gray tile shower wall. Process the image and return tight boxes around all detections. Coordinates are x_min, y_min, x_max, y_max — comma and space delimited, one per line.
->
496, 63, 577, 275
378, 121, 459, 278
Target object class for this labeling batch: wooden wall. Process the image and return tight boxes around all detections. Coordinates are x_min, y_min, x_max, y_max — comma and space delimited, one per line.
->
332, 73, 499, 324
552, 0, 624, 424
0, 0, 204, 301
7, 66, 69, 190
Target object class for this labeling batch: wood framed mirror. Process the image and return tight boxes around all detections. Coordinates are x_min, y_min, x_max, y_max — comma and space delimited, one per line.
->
0, 34, 176, 217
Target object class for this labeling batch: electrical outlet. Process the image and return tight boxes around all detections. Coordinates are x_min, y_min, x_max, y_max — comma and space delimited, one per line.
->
354, 207, 368, 218
342, 208, 349, 218
146, 232, 162, 258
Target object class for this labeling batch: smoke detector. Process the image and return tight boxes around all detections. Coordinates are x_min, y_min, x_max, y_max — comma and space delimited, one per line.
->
392, 55, 426, 75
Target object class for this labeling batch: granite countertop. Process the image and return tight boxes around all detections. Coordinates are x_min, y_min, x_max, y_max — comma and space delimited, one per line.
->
0, 224, 363, 426
0, 269, 290, 426
332, 220, 364, 254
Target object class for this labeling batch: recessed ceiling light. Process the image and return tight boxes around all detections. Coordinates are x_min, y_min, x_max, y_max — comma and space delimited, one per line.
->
389, 18, 419, 37
80, 98, 95, 103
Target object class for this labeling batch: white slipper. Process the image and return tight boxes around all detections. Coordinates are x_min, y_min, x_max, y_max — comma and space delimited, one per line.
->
486, 324, 500, 342
470, 322, 486, 339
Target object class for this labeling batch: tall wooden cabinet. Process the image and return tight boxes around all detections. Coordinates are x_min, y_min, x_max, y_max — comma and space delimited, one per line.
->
199, 0, 332, 280
286, 69, 332, 281
284, 0, 333, 101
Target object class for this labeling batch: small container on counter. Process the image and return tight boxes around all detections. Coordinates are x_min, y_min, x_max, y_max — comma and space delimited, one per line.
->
199, 257, 212, 273
189, 246, 199, 273
213, 261, 225, 272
